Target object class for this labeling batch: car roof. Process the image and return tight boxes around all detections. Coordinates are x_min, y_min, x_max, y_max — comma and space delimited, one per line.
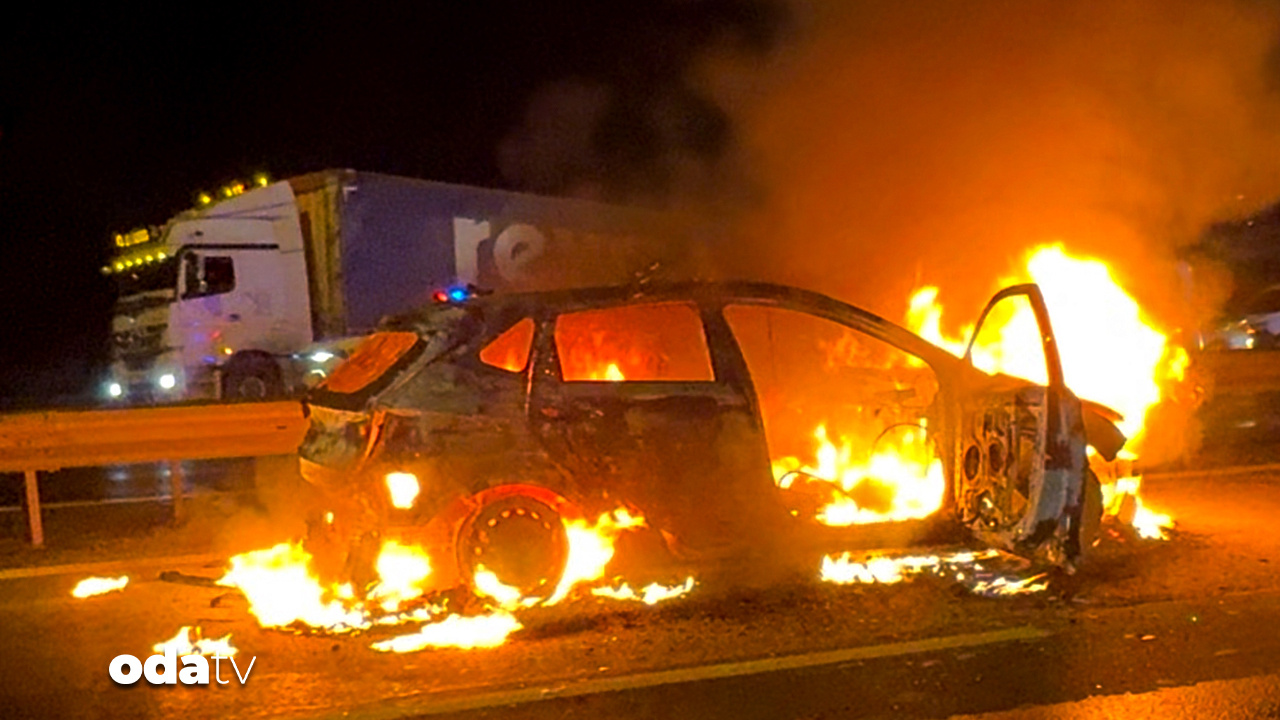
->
393, 280, 966, 373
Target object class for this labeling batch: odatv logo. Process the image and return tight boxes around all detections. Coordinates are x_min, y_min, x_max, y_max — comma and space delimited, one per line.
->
110, 647, 256, 686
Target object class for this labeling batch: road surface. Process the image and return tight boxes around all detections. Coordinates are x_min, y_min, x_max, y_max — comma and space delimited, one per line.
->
0, 464, 1278, 719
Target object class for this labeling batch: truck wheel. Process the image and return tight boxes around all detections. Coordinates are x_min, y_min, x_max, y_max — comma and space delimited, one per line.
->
459, 494, 569, 606
222, 353, 285, 400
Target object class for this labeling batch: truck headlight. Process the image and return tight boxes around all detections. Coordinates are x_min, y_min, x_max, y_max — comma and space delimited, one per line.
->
158, 373, 177, 390
386, 472, 420, 509
107, 382, 123, 398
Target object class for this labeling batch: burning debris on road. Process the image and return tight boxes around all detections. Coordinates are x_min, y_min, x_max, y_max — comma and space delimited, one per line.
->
152, 626, 238, 658
71, 575, 129, 598
820, 549, 1051, 598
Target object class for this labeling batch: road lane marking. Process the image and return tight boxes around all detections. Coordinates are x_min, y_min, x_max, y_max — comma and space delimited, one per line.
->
0, 552, 226, 580
349, 625, 1052, 719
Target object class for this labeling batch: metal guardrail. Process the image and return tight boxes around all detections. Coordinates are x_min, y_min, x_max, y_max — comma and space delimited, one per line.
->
0, 401, 308, 546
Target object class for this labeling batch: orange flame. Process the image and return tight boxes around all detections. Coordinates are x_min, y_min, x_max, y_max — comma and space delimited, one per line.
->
71, 575, 129, 598
218, 542, 368, 630
772, 424, 945, 525
820, 549, 1049, 596
217, 505, 671, 651
547, 508, 647, 604
906, 243, 1177, 537
153, 626, 238, 657
591, 577, 697, 605
371, 611, 522, 652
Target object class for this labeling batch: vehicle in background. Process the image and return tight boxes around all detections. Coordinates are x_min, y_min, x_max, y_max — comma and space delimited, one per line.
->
102, 170, 684, 403
1199, 285, 1280, 351
297, 281, 1119, 601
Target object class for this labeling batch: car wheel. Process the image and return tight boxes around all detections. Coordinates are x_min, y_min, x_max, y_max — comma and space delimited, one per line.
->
459, 494, 569, 605
221, 353, 285, 400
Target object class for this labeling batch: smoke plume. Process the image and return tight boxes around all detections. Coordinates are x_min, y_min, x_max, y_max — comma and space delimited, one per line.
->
709, 0, 1280, 328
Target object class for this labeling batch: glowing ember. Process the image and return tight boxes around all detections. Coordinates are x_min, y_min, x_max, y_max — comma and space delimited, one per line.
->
592, 577, 697, 605
153, 626, 237, 657
371, 611, 522, 652
969, 573, 1051, 597
385, 472, 420, 509
71, 575, 128, 598
368, 540, 434, 612
773, 424, 945, 526
547, 508, 647, 605
906, 243, 1177, 538
820, 549, 1048, 596
218, 541, 368, 631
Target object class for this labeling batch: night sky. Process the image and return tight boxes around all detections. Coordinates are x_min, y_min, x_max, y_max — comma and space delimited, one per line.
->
0, 2, 782, 405
4, 2, 1280, 408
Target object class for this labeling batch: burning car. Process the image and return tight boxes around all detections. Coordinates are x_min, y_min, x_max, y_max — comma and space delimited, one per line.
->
296, 281, 1117, 605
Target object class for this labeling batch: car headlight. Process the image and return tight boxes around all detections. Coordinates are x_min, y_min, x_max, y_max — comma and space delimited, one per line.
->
158, 373, 177, 390
107, 382, 123, 398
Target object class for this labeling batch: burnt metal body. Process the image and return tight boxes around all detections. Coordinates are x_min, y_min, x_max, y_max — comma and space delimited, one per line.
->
297, 281, 1110, 592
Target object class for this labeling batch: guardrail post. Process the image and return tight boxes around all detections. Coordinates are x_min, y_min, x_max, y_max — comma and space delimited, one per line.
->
23, 470, 43, 547
168, 460, 185, 523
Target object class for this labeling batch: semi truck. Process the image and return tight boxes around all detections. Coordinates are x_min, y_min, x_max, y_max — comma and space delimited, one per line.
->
103, 169, 684, 402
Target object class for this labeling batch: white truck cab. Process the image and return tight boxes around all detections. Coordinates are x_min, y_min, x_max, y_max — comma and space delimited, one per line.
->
106, 180, 315, 401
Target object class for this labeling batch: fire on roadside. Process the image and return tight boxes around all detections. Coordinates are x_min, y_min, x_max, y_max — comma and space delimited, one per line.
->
592, 577, 697, 605
214, 505, 687, 652
153, 626, 238, 657
71, 575, 129, 598
820, 549, 1051, 597
905, 243, 1178, 540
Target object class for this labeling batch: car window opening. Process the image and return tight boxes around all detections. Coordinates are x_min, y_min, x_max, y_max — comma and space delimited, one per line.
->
724, 304, 944, 526
554, 302, 715, 382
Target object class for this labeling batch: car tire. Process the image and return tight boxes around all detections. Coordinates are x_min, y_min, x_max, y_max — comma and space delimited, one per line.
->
459, 493, 569, 605
221, 353, 285, 401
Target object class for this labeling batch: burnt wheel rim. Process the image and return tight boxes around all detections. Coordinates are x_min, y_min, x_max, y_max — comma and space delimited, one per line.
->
461, 495, 568, 604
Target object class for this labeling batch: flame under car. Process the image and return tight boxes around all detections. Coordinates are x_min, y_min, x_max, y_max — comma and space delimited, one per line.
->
296, 282, 1113, 604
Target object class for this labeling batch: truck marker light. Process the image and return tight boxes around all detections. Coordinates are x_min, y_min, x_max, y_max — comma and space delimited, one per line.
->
158, 374, 177, 390
386, 473, 420, 509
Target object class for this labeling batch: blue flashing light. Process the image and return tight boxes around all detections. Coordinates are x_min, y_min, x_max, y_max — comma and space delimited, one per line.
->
448, 287, 469, 302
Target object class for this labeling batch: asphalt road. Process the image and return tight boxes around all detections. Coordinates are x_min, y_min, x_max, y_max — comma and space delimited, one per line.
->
0, 465, 1277, 719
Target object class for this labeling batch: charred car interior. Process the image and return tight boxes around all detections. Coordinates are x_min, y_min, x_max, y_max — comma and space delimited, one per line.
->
296, 281, 1116, 605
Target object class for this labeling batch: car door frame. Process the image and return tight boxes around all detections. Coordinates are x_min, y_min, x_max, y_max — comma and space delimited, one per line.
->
959, 283, 1090, 565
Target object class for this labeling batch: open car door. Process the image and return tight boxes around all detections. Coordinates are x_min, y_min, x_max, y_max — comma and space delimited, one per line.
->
955, 284, 1095, 567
